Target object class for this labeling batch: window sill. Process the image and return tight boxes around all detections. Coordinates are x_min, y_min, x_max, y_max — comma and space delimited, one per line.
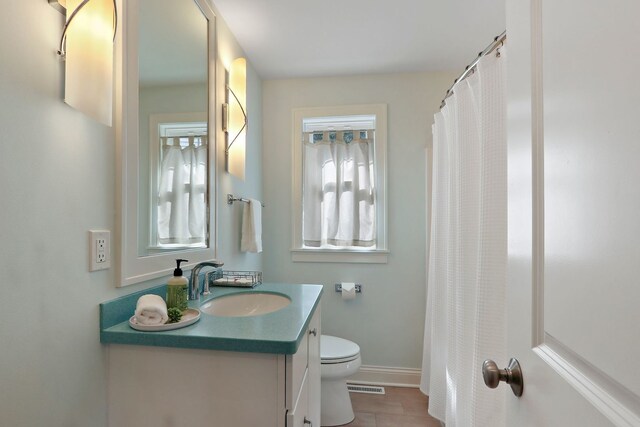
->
291, 248, 389, 264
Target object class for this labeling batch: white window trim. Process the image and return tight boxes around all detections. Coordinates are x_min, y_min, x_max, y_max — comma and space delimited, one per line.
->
291, 104, 388, 263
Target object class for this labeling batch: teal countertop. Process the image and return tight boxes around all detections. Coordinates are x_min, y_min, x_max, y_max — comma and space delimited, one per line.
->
100, 283, 323, 354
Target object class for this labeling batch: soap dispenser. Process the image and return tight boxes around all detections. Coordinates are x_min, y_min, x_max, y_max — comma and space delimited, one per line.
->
167, 259, 189, 311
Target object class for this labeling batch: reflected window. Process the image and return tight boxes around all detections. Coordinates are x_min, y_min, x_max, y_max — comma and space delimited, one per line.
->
150, 117, 208, 250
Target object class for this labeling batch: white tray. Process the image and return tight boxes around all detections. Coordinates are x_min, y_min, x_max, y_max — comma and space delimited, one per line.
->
129, 308, 201, 332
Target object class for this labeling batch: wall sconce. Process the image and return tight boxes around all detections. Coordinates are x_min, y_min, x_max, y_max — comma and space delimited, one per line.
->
222, 58, 247, 180
49, 0, 117, 126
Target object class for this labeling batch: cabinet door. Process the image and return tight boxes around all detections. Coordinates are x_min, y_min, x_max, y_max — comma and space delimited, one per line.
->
287, 369, 310, 427
307, 309, 321, 426
287, 326, 309, 409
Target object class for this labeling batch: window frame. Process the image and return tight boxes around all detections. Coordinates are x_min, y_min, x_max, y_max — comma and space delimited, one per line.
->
291, 104, 388, 263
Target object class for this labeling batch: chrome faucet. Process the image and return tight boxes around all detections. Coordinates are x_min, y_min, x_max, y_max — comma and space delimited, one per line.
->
189, 260, 224, 300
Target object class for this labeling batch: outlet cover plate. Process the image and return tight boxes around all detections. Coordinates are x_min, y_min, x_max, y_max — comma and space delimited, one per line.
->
89, 230, 111, 272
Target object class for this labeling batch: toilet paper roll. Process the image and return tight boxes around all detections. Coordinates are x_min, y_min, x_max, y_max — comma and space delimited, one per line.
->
341, 282, 356, 300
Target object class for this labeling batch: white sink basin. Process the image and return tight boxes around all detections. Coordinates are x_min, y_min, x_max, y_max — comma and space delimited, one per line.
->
201, 292, 291, 317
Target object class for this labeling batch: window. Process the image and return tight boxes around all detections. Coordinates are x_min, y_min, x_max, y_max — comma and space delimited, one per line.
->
292, 105, 388, 263
148, 113, 208, 252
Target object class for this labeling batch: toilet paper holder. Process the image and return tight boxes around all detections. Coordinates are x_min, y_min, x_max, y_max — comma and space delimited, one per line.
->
334, 283, 362, 293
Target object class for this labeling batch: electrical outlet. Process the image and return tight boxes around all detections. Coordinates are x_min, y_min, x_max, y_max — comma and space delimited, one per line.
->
89, 230, 111, 272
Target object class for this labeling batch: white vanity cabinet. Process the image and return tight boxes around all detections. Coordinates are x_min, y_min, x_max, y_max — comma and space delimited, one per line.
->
106, 308, 321, 427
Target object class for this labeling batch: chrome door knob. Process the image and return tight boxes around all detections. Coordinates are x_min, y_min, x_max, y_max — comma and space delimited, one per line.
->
482, 358, 524, 397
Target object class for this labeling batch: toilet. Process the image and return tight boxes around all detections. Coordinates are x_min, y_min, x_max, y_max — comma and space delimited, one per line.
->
320, 335, 362, 426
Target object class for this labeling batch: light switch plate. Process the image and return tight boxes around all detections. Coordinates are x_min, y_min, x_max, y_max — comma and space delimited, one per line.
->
89, 230, 111, 272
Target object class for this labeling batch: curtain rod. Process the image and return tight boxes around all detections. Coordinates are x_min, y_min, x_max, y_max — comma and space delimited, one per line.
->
440, 30, 506, 109
160, 135, 207, 140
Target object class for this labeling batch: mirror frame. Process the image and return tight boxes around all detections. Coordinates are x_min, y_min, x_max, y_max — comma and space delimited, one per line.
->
115, 0, 217, 287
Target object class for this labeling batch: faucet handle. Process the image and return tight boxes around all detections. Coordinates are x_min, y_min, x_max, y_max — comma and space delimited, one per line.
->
203, 271, 214, 295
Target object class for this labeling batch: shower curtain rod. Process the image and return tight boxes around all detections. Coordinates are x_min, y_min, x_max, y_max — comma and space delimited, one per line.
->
440, 30, 506, 109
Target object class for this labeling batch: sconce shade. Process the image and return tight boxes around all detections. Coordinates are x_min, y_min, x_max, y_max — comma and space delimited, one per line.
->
64, 0, 115, 126
226, 58, 247, 180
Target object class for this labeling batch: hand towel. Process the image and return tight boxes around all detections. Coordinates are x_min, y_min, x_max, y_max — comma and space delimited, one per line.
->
134, 294, 169, 326
241, 199, 262, 253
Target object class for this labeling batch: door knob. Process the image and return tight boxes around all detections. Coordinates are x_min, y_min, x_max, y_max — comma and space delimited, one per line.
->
482, 358, 523, 397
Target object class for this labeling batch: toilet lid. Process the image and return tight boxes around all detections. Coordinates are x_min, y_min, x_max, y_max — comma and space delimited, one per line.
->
321, 335, 360, 361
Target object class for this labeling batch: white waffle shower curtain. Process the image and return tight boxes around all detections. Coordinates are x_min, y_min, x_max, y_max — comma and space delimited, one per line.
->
421, 46, 507, 426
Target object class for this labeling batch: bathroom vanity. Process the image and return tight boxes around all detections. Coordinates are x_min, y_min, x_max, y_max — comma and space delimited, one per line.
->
100, 283, 322, 427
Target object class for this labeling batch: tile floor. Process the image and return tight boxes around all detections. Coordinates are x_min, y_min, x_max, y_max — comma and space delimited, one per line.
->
341, 386, 442, 427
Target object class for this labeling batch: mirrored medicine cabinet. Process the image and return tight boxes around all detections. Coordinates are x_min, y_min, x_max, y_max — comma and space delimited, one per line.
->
115, 0, 218, 286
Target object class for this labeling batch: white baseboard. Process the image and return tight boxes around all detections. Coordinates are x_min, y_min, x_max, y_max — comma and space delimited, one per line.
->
347, 365, 422, 388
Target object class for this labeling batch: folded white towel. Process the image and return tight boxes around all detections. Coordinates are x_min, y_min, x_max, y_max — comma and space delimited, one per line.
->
241, 199, 262, 253
134, 294, 168, 326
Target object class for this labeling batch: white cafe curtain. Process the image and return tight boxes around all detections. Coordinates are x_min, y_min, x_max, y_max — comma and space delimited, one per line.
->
302, 134, 375, 248
157, 136, 207, 245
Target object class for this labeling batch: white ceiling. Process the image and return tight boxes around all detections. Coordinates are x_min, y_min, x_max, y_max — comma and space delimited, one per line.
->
211, 0, 506, 79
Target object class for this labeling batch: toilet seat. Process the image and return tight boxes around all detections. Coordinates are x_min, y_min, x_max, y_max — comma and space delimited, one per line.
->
321, 335, 360, 364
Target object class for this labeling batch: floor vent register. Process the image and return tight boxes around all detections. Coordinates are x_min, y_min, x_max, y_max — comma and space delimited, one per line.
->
347, 384, 386, 395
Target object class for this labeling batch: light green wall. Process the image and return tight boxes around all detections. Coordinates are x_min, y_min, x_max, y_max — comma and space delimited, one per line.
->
0, 1, 261, 425
262, 72, 455, 369
217, 33, 264, 268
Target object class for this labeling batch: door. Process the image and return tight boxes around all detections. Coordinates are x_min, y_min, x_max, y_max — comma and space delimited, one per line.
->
506, 0, 640, 425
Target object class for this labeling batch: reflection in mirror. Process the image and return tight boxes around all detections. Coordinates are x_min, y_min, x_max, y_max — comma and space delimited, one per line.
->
138, 0, 209, 256
148, 113, 207, 253
117, 0, 217, 287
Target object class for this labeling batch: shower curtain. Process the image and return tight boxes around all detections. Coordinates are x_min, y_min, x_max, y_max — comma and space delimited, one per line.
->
421, 46, 507, 426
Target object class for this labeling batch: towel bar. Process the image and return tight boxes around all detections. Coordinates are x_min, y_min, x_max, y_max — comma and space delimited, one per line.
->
227, 194, 265, 207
